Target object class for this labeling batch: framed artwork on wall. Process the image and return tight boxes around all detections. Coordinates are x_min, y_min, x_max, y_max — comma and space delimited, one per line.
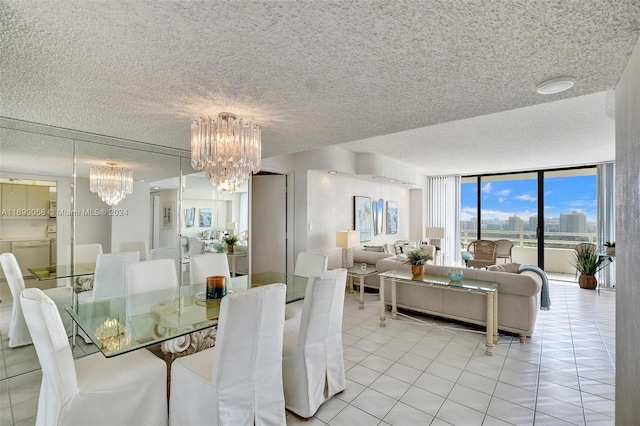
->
163, 202, 174, 228
386, 200, 398, 234
354, 196, 372, 242
184, 207, 195, 228
372, 198, 384, 235
199, 208, 212, 228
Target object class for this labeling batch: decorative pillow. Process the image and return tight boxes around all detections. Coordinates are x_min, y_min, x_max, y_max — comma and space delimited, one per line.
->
364, 245, 385, 252
396, 253, 408, 262
487, 263, 521, 273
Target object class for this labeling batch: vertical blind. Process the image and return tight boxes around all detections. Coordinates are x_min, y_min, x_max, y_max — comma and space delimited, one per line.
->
426, 176, 461, 265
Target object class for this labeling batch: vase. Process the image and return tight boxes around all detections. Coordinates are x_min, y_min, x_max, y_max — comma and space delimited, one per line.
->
227, 244, 234, 253
411, 264, 423, 277
605, 247, 615, 255
578, 274, 597, 290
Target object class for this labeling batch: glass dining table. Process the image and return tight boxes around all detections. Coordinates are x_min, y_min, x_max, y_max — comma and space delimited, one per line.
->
65, 272, 308, 357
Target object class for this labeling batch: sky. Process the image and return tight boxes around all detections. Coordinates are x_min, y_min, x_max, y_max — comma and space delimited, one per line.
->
461, 175, 597, 222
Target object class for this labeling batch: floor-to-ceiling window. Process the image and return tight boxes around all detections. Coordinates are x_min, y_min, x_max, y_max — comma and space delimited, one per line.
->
460, 166, 598, 277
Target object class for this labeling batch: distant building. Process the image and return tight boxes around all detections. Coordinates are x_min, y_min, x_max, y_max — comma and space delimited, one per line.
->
509, 215, 524, 231
529, 215, 538, 233
559, 210, 586, 233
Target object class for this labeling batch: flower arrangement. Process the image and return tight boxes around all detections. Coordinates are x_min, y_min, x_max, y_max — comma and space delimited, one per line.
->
222, 235, 239, 246
403, 248, 432, 266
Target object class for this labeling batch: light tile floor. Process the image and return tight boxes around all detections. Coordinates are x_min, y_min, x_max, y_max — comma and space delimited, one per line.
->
0, 279, 615, 425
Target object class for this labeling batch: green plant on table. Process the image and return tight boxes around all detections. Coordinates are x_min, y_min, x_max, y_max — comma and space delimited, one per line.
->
223, 235, 239, 246
604, 241, 615, 247
573, 249, 609, 276
402, 248, 432, 266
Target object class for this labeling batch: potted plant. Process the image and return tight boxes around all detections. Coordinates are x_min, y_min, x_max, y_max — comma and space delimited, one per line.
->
604, 241, 616, 256
403, 248, 433, 276
223, 235, 239, 253
573, 249, 610, 289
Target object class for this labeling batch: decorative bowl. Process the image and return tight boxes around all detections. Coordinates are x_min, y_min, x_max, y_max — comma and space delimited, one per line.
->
448, 269, 464, 282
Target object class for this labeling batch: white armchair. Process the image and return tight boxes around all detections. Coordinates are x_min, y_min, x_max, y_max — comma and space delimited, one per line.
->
20, 288, 168, 426
169, 283, 287, 425
0, 253, 73, 347
282, 269, 347, 418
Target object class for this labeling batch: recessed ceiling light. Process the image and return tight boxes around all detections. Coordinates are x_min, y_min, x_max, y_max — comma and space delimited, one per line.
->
536, 77, 575, 94
328, 171, 337, 174
152, 186, 160, 190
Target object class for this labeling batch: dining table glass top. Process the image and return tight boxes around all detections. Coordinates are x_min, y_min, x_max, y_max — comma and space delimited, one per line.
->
65, 271, 307, 357
28, 262, 96, 280
379, 269, 499, 292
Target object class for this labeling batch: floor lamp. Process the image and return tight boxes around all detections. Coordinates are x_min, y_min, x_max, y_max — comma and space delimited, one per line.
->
336, 230, 360, 268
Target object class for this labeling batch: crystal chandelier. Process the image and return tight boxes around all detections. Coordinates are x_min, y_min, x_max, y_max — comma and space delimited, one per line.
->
191, 112, 261, 194
89, 163, 133, 206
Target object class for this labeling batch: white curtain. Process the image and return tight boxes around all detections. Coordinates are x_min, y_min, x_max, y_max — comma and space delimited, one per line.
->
426, 176, 461, 265
597, 162, 615, 288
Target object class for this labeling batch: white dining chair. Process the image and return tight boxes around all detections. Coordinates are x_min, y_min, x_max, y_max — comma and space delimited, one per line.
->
149, 246, 181, 276
78, 251, 140, 303
189, 253, 231, 288
66, 243, 103, 265
282, 269, 348, 418
0, 253, 73, 347
20, 288, 168, 426
169, 283, 287, 426
285, 252, 329, 319
126, 257, 178, 295
120, 240, 149, 261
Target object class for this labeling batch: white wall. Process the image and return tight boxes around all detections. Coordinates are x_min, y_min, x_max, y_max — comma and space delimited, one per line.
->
614, 36, 640, 423
306, 170, 412, 269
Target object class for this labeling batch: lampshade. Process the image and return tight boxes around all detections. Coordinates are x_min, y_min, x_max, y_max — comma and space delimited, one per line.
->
226, 222, 237, 230
89, 163, 133, 206
191, 112, 261, 194
336, 230, 360, 249
425, 227, 445, 239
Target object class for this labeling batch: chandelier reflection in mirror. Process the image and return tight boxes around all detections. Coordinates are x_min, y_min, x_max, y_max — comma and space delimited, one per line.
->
89, 163, 133, 206
191, 112, 261, 194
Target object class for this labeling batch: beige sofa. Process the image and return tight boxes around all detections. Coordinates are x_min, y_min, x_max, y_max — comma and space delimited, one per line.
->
375, 258, 543, 341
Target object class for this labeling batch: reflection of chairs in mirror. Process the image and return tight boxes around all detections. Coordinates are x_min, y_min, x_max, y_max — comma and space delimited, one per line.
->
66, 243, 103, 290
466, 240, 498, 269
119, 240, 149, 261
494, 239, 514, 263
20, 288, 167, 426
169, 283, 287, 425
0, 252, 73, 347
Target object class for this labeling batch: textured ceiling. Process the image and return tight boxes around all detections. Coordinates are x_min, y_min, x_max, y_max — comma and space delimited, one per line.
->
1, 1, 639, 175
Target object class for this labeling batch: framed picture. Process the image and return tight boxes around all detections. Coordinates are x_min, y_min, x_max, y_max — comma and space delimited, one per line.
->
184, 207, 195, 228
372, 198, 384, 236
162, 202, 174, 228
386, 201, 398, 234
199, 208, 212, 228
354, 196, 371, 242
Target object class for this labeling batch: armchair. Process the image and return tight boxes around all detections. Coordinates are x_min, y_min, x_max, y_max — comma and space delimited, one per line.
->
467, 240, 498, 269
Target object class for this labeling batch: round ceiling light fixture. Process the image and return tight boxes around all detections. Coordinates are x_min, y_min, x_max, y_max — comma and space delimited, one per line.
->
536, 77, 576, 95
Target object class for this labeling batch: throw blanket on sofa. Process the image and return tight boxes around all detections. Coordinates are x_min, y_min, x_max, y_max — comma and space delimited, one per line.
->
519, 264, 551, 310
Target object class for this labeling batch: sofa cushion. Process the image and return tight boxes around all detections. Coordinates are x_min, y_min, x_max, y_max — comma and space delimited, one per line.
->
487, 263, 521, 273
363, 245, 386, 253
352, 249, 393, 266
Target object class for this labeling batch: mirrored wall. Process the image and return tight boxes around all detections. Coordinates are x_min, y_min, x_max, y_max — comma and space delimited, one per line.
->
0, 118, 249, 378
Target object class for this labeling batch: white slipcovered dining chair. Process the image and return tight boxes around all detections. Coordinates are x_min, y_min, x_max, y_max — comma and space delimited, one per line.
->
149, 246, 181, 277
285, 252, 329, 320
20, 288, 168, 426
169, 283, 287, 426
189, 253, 231, 288
66, 243, 103, 291
126, 257, 178, 294
282, 269, 347, 418
78, 251, 140, 304
0, 253, 73, 347
119, 240, 149, 261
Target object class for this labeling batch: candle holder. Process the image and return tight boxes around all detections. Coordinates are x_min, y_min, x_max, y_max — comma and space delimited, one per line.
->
206, 275, 227, 300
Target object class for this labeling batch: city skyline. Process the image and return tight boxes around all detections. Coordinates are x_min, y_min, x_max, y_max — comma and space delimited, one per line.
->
461, 174, 597, 223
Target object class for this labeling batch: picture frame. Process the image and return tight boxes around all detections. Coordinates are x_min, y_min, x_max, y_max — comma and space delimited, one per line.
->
354, 196, 372, 242
184, 207, 195, 228
162, 202, 174, 228
199, 208, 212, 228
386, 200, 398, 234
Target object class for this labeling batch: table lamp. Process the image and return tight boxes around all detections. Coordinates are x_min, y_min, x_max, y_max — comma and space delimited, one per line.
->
425, 226, 445, 250
336, 230, 360, 268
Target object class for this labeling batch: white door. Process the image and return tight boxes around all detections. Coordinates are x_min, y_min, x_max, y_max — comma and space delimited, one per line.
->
251, 174, 287, 274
